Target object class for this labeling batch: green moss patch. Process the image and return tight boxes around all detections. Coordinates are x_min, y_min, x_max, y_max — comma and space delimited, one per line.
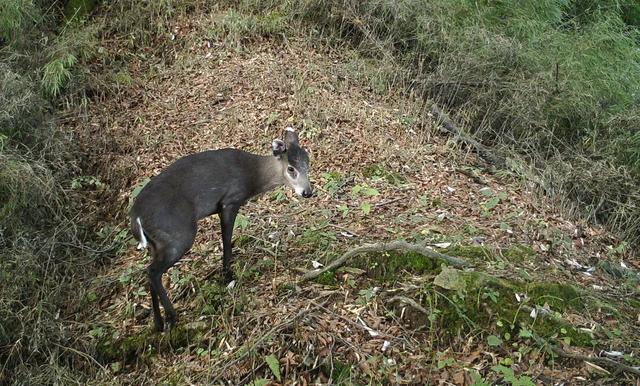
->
96, 322, 208, 364
526, 283, 584, 312
502, 244, 537, 262
315, 270, 338, 286
353, 251, 441, 283
440, 245, 495, 262
417, 270, 595, 347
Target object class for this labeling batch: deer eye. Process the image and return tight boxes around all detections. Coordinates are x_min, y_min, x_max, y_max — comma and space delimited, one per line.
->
287, 166, 295, 173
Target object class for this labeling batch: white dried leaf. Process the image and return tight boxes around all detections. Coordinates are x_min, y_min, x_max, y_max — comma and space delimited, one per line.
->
602, 350, 623, 358
357, 317, 380, 337
311, 260, 323, 269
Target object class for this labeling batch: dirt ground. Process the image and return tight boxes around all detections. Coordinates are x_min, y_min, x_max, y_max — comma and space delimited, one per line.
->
70, 12, 640, 386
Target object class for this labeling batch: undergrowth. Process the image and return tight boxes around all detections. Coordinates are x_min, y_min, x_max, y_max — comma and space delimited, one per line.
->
0, 0, 201, 383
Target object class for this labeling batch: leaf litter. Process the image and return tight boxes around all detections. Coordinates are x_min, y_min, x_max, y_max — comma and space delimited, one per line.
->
66, 10, 640, 386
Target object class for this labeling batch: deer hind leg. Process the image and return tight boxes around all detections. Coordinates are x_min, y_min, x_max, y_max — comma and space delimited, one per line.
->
147, 228, 196, 332
146, 244, 163, 331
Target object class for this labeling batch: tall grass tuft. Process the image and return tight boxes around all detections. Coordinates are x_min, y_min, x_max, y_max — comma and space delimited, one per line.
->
42, 53, 77, 97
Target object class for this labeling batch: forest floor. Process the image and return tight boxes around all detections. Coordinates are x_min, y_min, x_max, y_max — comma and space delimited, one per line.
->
68, 10, 640, 386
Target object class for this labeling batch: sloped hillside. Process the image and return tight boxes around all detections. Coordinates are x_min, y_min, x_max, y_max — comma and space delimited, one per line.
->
67, 9, 640, 386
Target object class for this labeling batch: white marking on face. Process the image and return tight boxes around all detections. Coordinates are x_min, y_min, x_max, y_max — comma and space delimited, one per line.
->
285, 126, 295, 132
285, 166, 308, 196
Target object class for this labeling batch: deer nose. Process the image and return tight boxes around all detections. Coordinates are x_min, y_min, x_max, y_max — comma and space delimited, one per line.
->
302, 188, 313, 198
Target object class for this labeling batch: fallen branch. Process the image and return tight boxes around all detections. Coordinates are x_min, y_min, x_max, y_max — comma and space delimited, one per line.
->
299, 240, 469, 283
430, 104, 505, 167
525, 317, 640, 378
551, 346, 640, 377
387, 295, 430, 315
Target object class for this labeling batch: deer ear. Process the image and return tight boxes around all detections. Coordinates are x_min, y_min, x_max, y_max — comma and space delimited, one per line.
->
283, 127, 299, 146
272, 139, 286, 156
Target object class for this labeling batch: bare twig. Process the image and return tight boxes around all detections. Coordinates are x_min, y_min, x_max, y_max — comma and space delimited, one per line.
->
387, 296, 429, 315
53, 343, 108, 373
299, 240, 469, 283
550, 346, 640, 377
374, 197, 403, 208
327, 223, 360, 237
429, 105, 505, 167
523, 308, 640, 377
455, 167, 488, 185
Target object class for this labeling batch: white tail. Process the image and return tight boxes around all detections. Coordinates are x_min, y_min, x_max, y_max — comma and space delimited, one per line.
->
135, 217, 148, 250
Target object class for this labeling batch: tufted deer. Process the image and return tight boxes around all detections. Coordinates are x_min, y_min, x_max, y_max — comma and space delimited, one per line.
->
130, 128, 312, 331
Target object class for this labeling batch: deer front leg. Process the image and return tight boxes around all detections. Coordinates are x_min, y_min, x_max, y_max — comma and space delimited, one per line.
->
219, 205, 240, 284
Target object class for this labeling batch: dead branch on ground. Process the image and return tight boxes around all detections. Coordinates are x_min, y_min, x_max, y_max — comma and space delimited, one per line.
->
430, 105, 505, 167
298, 240, 469, 283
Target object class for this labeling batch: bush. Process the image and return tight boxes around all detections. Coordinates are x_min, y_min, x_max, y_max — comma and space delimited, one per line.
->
0, 0, 208, 382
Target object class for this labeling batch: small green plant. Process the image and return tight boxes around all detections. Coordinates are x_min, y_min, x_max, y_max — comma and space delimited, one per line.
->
195, 347, 209, 357
487, 335, 502, 347
482, 288, 499, 303
71, 175, 105, 190
491, 365, 535, 386
481, 191, 507, 215
470, 371, 490, 386
351, 184, 379, 197
89, 326, 106, 339
363, 163, 405, 185
234, 213, 250, 231
170, 269, 193, 288
356, 287, 377, 305
298, 224, 337, 249
265, 354, 281, 381
321, 171, 342, 195
435, 351, 455, 369
360, 202, 371, 215
272, 188, 286, 201
337, 204, 349, 218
